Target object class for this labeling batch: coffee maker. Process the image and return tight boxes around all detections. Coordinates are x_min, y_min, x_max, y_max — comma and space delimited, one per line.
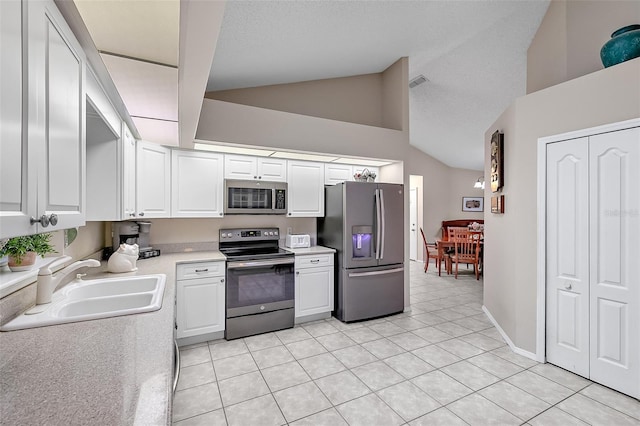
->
112, 221, 160, 259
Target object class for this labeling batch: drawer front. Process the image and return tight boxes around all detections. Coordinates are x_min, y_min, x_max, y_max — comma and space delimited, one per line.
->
177, 261, 225, 280
295, 254, 334, 269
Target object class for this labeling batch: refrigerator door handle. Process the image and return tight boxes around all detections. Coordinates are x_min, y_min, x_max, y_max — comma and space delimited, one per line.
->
375, 189, 382, 259
379, 188, 385, 260
348, 267, 404, 278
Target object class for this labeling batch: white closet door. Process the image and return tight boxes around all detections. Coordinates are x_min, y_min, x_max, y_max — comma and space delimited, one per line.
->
546, 137, 590, 378
588, 127, 640, 398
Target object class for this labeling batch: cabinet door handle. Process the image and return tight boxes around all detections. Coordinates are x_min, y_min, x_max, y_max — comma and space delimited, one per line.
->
139, 212, 145, 217
195, 268, 209, 272
48, 214, 58, 226
220, 278, 225, 283
310, 259, 320, 263
296, 271, 300, 275
30, 214, 50, 227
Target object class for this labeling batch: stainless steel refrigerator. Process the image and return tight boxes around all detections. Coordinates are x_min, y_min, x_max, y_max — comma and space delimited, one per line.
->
318, 181, 404, 322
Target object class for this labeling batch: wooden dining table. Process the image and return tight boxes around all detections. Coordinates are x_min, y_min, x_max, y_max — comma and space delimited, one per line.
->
436, 232, 484, 277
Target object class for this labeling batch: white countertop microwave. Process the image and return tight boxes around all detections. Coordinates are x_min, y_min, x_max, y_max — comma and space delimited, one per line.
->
224, 179, 287, 215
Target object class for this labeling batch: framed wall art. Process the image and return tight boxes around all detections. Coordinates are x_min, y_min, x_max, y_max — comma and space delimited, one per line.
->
491, 195, 505, 214
462, 196, 484, 212
490, 130, 504, 193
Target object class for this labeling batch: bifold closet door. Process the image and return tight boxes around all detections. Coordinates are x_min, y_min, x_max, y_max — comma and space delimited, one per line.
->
588, 127, 640, 398
546, 137, 590, 378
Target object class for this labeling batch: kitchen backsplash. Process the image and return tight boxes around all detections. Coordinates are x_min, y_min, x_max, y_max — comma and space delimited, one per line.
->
140, 216, 318, 246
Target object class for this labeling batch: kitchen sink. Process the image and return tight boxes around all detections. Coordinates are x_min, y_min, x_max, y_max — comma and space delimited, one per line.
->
57, 293, 155, 317
0, 274, 166, 331
63, 276, 160, 299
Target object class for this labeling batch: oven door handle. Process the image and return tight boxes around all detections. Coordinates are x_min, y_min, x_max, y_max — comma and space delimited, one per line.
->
227, 258, 294, 269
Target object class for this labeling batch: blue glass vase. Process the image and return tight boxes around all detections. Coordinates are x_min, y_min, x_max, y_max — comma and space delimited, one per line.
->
600, 24, 640, 68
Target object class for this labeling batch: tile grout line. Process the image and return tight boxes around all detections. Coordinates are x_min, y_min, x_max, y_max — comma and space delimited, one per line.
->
249, 331, 292, 424
177, 264, 640, 425
208, 341, 231, 426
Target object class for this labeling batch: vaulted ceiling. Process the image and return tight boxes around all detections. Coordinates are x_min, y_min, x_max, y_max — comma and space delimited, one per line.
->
75, 0, 549, 171
208, 1, 550, 170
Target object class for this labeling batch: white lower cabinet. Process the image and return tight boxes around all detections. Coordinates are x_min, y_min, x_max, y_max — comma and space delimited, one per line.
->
176, 261, 225, 342
295, 254, 334, 321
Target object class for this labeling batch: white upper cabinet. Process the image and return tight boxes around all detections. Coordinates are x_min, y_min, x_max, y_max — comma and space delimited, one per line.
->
35, 0, 86, 232
85, 68, 140, 222
172, 150, 224, 217
324, 164, 354, 185
136, 140, 171, 218
224, 155, 286, 182
324, 164, 382, 185
85, 67, 126, 222
287, 161, 325, 217
1, 0, 86, 238
257, 157, 287, 182
0, 0, 32, 238
122, 125, 137, 219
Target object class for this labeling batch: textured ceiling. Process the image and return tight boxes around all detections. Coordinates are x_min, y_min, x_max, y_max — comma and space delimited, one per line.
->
208, 0, 549, 171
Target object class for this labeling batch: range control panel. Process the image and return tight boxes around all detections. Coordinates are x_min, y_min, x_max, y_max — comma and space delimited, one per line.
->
220, 228, 280, 241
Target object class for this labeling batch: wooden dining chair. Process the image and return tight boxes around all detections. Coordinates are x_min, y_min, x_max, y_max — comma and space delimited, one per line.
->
449, 227, 481, 280
420, 228, 443, 272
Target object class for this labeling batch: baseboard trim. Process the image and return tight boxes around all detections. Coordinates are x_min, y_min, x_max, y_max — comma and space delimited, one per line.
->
177, 331, 224, 347
482, 305, 540, 362
295, 311, 331, 325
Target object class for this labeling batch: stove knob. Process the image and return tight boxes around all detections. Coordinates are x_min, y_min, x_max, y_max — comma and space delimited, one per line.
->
268, 232, 273, 236
274, 230, 278, 235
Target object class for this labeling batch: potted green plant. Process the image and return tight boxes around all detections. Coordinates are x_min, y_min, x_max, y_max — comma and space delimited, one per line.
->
0, 233, 57, 272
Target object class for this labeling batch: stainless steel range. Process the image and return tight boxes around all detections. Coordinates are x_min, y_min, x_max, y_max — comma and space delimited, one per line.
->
219, 228, 295, 340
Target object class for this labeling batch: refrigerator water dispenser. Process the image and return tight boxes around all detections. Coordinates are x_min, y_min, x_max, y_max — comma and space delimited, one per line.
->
352, 226, 372, 259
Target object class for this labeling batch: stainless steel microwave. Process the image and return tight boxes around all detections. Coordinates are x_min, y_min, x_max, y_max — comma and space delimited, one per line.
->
224, 179, 287, 215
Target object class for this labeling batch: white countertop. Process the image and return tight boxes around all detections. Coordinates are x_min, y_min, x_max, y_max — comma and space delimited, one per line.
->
282, 245, 336, 255
0, 250, 225, 426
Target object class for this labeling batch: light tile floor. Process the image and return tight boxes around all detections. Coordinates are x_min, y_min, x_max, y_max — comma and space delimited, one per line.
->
173, 261, 640, 426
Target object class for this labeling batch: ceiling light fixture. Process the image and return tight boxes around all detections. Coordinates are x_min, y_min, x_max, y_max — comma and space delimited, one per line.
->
473, 176, 485, 189
331, 157, 392, 167
269, 152, 339, 162
192, 141, 394, 167
409, 75, 428, 88
193, 143, 274, 157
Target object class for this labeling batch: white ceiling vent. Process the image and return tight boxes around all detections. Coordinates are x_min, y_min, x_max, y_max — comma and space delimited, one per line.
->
409, 75, 428, 88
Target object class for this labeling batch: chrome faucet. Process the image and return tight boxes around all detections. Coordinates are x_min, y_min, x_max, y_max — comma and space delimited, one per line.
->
35, 256, 101, 305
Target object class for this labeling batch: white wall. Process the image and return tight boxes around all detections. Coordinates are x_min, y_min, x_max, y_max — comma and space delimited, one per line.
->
146, 216, 316, 246
446, 167, 485, 221
207, 73, 385, 128
406, 146, 484, 243
484, 57, 640, 354
527, 0, 640, 93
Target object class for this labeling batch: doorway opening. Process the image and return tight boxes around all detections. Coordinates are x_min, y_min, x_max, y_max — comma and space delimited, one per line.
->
409, 175, 424, 262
